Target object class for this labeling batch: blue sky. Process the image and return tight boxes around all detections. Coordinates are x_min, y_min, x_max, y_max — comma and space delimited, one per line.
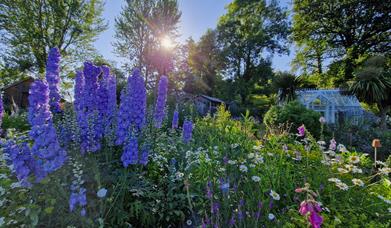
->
94, 0, 294, 72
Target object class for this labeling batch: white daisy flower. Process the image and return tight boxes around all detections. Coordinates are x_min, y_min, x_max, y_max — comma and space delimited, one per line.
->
247, 153, 255, 159
379, 167, 391, 175
348, 155, 360, 164
270, 190, 280, 200
328, 178, 341, 183
352, 178, 364, 187
352, 166, 363, 174
335, 182, 349, 191
239, 165, 248, 173
228, 160, 237, 165
337, 168, 350, 174
268, 213, 275, 220
97, 188, 108, 198
251, 176, 261, 182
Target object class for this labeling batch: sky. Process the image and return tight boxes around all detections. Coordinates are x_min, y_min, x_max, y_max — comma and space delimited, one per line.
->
94, 0, 294, 72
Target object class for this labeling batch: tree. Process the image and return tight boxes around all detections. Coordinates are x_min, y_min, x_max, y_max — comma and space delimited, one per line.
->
217, 0, 290, 104
186, 29, 224, 95
293, 0, 391, 82
114, 0, 181, 85
272, 72, 302, 104
350, 56, 391, 129
0, 0, 107, 74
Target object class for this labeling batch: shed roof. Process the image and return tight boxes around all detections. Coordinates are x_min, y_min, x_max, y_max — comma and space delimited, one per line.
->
199, 95, 225, 103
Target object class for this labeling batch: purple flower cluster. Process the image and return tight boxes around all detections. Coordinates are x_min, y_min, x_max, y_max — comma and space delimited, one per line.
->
2, 140, 39, 186
154, 75, 168, 128
121, 137, 139, 167
70, 187, 87, 216
172, 110, 179, 129
75, 62, 117, 153
116, 69, 146, 145
139, 145, 149, 166
45, 47, 62, 113
28, 80, 66, 176
0, 93, 3, 127
182, 120, 193, 144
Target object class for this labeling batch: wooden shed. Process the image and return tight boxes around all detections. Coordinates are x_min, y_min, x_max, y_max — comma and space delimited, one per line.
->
1, 77, 34, 112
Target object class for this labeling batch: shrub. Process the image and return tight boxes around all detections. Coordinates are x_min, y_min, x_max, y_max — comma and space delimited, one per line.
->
264, 101, 322, 138
1, 112, 30, 132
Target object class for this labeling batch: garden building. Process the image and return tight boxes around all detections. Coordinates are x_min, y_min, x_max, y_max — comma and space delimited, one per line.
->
1, 77, 34, 112
296, 89, 364, 124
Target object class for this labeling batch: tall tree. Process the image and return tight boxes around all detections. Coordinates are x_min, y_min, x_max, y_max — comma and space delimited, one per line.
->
186, 29, 224, 95
217, 0, 290, 104
114, 0, 181, 85
293, 0, 391, 83
0, 0, 107, 74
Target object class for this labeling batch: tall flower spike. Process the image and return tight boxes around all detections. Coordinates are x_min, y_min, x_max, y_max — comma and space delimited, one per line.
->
154, 75, 168, 128
28, 80, 66, 178
172, 110, 179, 129
116, 69, 146, 145
78, 62, 102, 153
0, 93, 4, 127
121, 137, 139, 167
128, 68, 146, 131
2, 140, 37, 187
45, 47, 62, 113
182, 120, 193, 144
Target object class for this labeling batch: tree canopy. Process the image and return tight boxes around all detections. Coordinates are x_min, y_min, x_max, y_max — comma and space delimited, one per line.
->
0, 0, 107, 73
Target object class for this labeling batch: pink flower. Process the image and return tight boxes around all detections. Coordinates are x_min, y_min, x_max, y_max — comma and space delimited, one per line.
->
299, 201, 323, 228
309, 211, 323, 228
295, 188, 304, 193
297, 124, 305, 137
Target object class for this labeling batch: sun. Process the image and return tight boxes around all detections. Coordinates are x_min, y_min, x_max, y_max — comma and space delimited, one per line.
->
161, 35, 174, 49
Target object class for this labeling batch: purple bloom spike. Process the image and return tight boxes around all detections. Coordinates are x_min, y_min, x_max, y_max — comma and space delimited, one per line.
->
182, 120, 193, 144
2, 140, 37, 187
154, 75, 168, 128
28, 80, 66, 177
78, 62, 103, 153
0, 93, 4, 127
45, 47, 62, 113
121, 137, 139, 167
172, 110, 179, 129
139, 146, 149, 166
116, 69, 146, 145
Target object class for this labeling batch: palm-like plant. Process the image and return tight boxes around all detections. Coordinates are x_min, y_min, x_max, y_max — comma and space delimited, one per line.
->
350, 56, 391, 129
273, 72, 301, 104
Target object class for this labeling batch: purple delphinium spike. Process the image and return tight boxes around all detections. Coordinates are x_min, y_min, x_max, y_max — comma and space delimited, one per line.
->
172, 110, 179, 129
0, 93, 3, 130
69, 187, 87, 216
182, 120, 193, 144
211, 202, 220, 214
2, 140, 37, 187
121, 137, 139, 167
28, 80, 66, 177
139, 146, 149, 166
116, 69, 146, 145
128, 68, 146, 131
78, 62, 102, 153
206, 181, 213, 199
45, 47, 62, 113
154, 75, 168, 128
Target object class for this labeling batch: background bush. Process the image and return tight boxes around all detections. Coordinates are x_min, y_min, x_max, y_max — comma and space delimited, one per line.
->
263, 101, 322, 138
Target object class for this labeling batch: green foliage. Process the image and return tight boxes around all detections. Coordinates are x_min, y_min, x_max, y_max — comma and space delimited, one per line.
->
272, 72, 301, 104
217, 0, 289, 104
293, 0, 391, 82
114, 0, 181, 78
0, 0, 107, 73
350, 56, 391, 129
264, 101, 322, 138
1, 112, 30, 132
